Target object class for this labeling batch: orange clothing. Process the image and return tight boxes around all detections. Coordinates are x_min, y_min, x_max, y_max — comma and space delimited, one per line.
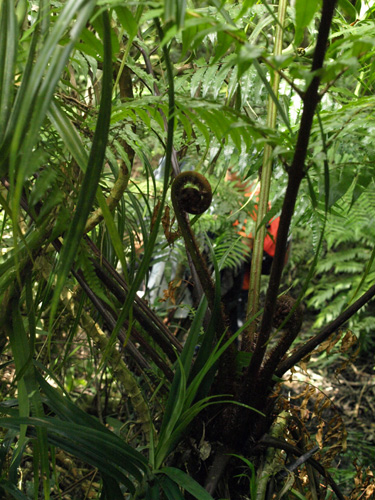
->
230, 181, 281, 291
263, 216, 279, 258
226, 172, 283, 290
233, 215, 279, 258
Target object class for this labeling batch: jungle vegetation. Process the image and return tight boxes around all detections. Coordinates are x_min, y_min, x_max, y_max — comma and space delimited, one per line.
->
0, 0, 375, 498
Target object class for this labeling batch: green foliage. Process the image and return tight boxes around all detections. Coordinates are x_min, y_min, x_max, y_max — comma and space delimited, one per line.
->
1, 0, 375, 499
213, 231, 251, 270
304, 186, 375, 348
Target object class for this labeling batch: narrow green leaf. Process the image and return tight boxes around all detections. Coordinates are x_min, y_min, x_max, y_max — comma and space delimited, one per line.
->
154, 295, 210, 465
115, 6, 138, 38
176, 0, 187, 29
346, 244, 375, 305
48, 100, 89, 171
96, 187, 128, 274
252, 59, 292, 133
7, 299, 50, 498
50, 10, 113, 326
101, 474, 127, 500
209, 0, 235, 26
186, 238, 222, 398
79, 27, 104, 60
316, 110, 330, 213
0, 0, 17, 139
160, 477, 185, 500
155, 358, 186, 467
294, 0, 320, 46
0, 2, 38, 169
10, 0, 94, 162
6, 301, 30, 466
337, 0, 358, 20
290, 488, 309, 500
145, 478, 161, 500
306, 172, 318, 209
0, 416, 145, 487
165, 0, 186, 28
179, 297, 208, 377
0, 480, 30, 500
37, 373, 148, 469
235, 0, 257, 20
6, 0, 96, 280
160, 468, 214, 500
212, 29, 233, 63
48, 100, 128, 276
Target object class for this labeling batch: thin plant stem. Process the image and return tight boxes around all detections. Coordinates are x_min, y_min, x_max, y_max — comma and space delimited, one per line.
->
243, 0, 288, 351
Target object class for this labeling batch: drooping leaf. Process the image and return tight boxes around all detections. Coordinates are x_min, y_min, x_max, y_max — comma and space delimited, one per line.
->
50, 10, 113, 325
294, 0, 321, 46
0, 0, 17, 140
115, 5, 138, 38
159, 467, 215, 500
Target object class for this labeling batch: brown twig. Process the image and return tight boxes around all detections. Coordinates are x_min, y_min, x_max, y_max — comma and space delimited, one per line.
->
276, 283, 375, 377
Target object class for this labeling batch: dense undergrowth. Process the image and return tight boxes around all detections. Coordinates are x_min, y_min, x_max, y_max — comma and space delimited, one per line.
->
1, 0, 375, 499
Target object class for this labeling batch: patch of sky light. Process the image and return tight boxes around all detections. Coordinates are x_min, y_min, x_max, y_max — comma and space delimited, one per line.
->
360, 0, 375, 18
207, 32, 217, 46
208, 143, 235, 175
279, 78, 302, 128
238, 149, 254, 173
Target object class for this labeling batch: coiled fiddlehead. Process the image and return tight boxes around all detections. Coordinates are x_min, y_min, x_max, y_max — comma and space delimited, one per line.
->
171, 171, 214, 307
172, 171, 212, 215
172, 172, 238, 417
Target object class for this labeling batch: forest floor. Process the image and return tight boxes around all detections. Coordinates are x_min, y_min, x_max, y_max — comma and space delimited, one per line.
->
282, 329, 375, 497
1, 327, 375, 498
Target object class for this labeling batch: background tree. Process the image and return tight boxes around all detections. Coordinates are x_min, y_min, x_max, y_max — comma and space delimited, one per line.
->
0, 0, 374, 498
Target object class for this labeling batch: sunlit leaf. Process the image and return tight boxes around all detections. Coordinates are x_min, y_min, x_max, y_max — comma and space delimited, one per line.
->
115, 5, 138, 38
294, 0, 321, 45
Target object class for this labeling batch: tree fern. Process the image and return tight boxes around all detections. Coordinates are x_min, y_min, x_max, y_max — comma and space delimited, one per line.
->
305, 185, 375, 333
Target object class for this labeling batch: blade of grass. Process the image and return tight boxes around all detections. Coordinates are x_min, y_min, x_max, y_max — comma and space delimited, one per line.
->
0, 416, 145, 490
160, 476, 185, 500
6, 0, 96, 284
155, 356, 187, 468
6, 298, 50, 498
0, 0, 17, 139
252, 58, 291, 133
187, 236, 222, 386
50, 9, 112, 326
160, 467, 214, 500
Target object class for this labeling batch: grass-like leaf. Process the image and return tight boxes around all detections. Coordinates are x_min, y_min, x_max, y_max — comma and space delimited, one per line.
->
0, 415, 146, 492
0, 0, 17, 140
159, 467, 214, 500
7, 299, 50, 498
50, 10, 112, 326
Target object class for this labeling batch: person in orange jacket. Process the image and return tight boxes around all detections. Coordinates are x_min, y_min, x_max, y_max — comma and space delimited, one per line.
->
222, 171, 288, 332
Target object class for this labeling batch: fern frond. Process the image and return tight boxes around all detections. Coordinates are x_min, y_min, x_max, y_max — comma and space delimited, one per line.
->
213, 231, 250, 270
